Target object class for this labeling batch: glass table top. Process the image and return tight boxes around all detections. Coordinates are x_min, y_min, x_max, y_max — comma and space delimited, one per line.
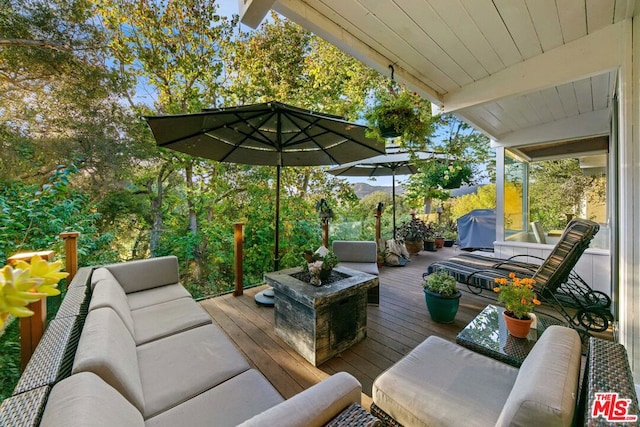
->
456, 304, 563, 367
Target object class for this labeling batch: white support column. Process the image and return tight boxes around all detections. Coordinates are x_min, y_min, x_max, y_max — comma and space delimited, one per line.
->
495, 145, 505, 244
617, 17, 640, 382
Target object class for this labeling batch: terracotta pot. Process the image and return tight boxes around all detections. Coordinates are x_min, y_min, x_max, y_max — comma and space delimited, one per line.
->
434, 237, 445, 248
404, 240, 423, 255
502, 311, 533, 338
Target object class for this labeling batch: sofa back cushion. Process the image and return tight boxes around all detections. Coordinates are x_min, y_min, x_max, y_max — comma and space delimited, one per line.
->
89, 279, 135, 339
105, 256, 180, 294
496, 325, 582, 427
72, 307, 145, 413
332, 241, 377, 263
40, 372, 144, 427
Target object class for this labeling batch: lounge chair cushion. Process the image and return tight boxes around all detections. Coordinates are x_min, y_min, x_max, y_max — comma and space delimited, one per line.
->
145, 369, 284, 427
40, 372, 144, 427
373, 335, 518, 427
496, 326, 582, 427
137, 323, 251, 418
90, 267, 118, 291
72, 308, 145, 413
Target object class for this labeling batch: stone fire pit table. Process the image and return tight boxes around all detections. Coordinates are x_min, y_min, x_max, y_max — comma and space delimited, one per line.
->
264, 265, 378, 366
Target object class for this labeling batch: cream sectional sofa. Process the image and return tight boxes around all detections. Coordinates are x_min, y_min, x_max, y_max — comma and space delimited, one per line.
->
0, 256, 366, 427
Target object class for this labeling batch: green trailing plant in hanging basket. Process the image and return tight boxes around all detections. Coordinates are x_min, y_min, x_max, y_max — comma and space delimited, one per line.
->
365, 85, 434, 147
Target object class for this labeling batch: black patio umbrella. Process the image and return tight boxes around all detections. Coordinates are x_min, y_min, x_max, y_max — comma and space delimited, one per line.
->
327, 151, 443, 236
144, 101, 385, 273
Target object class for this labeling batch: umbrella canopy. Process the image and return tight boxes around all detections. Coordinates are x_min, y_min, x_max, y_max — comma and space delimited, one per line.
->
328, 151, 442, 236
144, 101, 385, 271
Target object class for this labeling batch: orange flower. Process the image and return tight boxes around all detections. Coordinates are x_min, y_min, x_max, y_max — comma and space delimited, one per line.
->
493, 272, 539, 319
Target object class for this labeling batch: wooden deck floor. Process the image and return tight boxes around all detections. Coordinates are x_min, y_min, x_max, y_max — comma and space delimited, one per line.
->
200, 246, 499, 409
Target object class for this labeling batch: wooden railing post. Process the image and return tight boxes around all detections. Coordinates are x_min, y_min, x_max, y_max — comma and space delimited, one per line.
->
7, 250, 54, 370
374, 209, 382, 243
234, 223, 244, 296
322, 220, 329, 248
59, 231, 80, 282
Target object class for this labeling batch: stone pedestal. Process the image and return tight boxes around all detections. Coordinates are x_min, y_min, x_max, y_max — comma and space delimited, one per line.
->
265, 266, 378, 366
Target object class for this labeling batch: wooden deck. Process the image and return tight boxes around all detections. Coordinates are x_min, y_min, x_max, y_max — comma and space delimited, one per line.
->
200, 246, 497, 409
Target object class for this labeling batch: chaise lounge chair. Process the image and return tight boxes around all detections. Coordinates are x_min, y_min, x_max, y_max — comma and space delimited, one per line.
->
426, 218, 613, 333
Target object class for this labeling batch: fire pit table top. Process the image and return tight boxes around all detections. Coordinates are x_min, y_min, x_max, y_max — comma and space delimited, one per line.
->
264, 266, 378, 308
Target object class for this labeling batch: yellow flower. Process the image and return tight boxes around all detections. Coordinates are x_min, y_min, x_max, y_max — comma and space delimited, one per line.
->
0, 255, 67, 329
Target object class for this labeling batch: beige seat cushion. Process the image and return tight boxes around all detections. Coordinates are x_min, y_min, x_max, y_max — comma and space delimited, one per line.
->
127, 283, 192, 310
131, 298, 211, 345
145, 369, 284, 427
496, 326, 582, 427
337, 261, 379, 276
137, 323, 251, 418
373, 335, 518, 427
40, 372, 144, 427
90, 267, 118, 291
72, 308, 145, 413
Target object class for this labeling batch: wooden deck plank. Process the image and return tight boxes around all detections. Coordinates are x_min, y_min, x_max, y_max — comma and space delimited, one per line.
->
200, 246, 596, 410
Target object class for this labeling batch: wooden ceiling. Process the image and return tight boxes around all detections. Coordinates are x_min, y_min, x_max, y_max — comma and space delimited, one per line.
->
242, 0, 639, 146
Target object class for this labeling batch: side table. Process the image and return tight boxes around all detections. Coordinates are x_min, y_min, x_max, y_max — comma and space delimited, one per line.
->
456, 304, 563, 367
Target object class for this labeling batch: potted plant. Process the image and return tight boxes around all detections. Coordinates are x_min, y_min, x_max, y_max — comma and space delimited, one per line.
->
443, 220, 458, 247
434, 225, 446, 249
423, 222, 437, 252
397, 216, 428, 255
493, 273, 541, 338
365, 85, 434, 146
422, 270, 461, 323
303, 248, 339, 285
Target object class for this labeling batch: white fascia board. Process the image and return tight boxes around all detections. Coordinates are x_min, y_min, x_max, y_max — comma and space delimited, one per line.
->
238, 0, 277, 28
443, 21, 625, 114
489, 109, 610, 148
273, 0, 444, 104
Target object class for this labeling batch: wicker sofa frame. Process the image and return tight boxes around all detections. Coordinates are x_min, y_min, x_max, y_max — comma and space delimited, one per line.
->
0, 267, 92, 426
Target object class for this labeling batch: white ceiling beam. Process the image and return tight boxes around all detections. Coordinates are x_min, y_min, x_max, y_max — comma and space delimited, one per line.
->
490, 109, 610, 148
238, 0, 277, 29
442, 20, 625, 113
273, 0, 444, 104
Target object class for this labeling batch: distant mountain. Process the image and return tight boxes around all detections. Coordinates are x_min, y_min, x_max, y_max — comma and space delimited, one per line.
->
352, 182, 404, 199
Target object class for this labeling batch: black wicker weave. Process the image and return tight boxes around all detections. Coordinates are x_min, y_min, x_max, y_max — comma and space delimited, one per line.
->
0, 267, 92, 426
582, 337, 639, 426
370, 403, 403, 427
325, 403, 381, 427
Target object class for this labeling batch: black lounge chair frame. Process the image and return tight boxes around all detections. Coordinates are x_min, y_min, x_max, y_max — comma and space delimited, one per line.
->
426, 218, 614, 334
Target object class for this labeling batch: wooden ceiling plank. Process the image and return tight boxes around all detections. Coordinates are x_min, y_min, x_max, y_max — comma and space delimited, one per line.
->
586, 0, 616, 33
540, 87, 570, 121
556, 81, 580, 117
525, 0, 564, 52
274, 0, 450, 99
459, 0, 523, 68
442, 21, 623, 113
428, 0, 505, 75
455, 109, 503, 140
318, 0, 473, 87
497, 98, 534, 129
394, 0, 488, 81
485, 102, 521, 132
524, 91, 555, 124
493, 0, 543, 59
573, 78, 595, 115
493, 109, 610, 147
591, 73, 612, 111
557, 0, 587, 43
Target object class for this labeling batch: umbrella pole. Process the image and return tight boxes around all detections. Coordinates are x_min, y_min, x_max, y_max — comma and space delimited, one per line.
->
392, 171, 397, 238
274, 164, 281, 271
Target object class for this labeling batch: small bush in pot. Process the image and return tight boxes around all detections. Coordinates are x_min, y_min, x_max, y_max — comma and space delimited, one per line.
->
422, 270, 461, 323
